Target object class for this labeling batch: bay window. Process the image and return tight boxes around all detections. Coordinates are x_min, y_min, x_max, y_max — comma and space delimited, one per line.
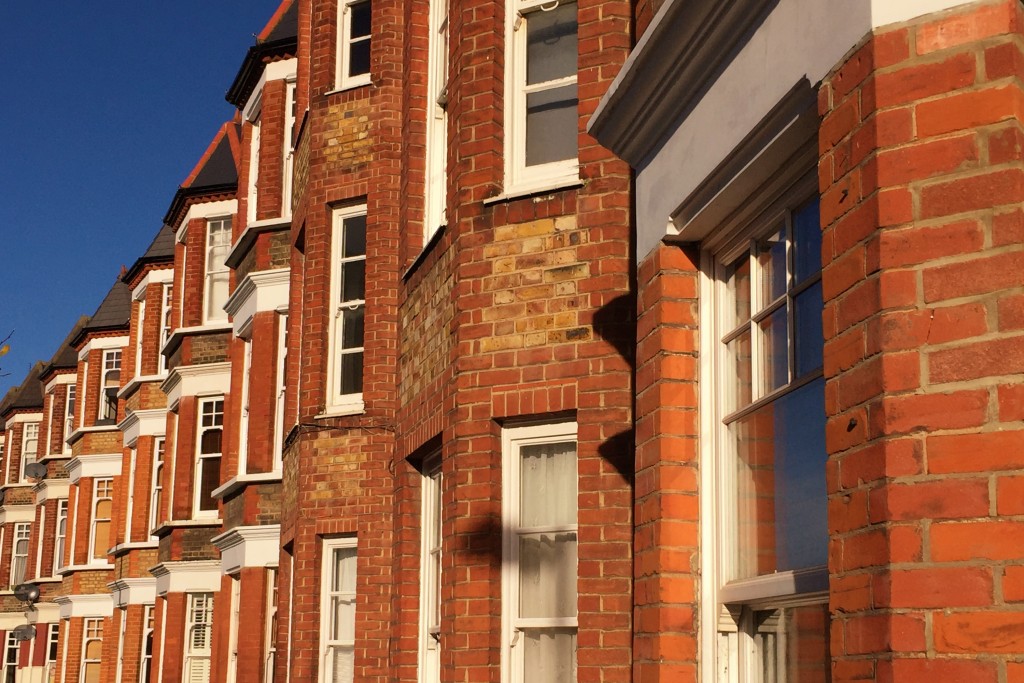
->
502, 423, 578, 683
505, 0, 578, 193
704, 192, 829, 681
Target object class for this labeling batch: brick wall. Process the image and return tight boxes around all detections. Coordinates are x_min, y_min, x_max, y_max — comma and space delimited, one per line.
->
819, 2, 1024, 680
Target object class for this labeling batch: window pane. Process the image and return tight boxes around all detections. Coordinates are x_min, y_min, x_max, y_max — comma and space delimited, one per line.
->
758, 228, 787, 309
731, 378, 827, 578
349, 1, 371, 38
332, 596, 356, 642
523, 628, 576, 683
200, 429, 222, 455
525, 84, 578, 167
348, 40, 371, 78
727, 330, 752, 411
93, 521, 110, 558
332, 547, 358, 593
754, 604, 831, 683
726, 256, 751, 330
343, 216, 366, 257
341, 306, 365, 350
330, 645, 354, 683
793, 198, 822, 285
519, 441, 576, 527
759, 306, 788, 394
200, 457, 221, 511
794, 281, 824, 378
341, 261, 366, 302
525, 3, 577, 85
518, 532, 577, 618
340, 353, 363, 395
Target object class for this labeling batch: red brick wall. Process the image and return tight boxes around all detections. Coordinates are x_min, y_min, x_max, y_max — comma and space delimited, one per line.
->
819, 3, 1024, 680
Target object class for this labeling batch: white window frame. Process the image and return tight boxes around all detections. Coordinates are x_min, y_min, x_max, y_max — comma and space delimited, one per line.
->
140, 604, 155, 683
184, 592, 214, 683
423, 0, 449, 241
4, 631, 17, 683
327, 205, 367, 414
20, 422, 39, 482
54, 499, 69, 574
64, 384, 76, 453
283, 79, 297, 219
149, 438, 165, 538
135, 296, 147, 378
272, 313, 288, 472
226, 575, 241, 683
80, 617, 103, 683
203, 217, 232, 324
247, 116, 262, 226
503, 0, 579, 194
9, 522, 29, 588
194, 398, 224, 518
699, 182, 829, 683
98, 349, 122, 422
238, 338, 253, 476
318, 537, 357, 683
35, 504, 45, 579
47, 622, 60, 669
418, 456, 442, 683
335, 0, 372, 90
159, 283, 173, 374
79, 361, 89, 428
264, 567, 278, 683
500, 422, 578, 683
124, 447, 137, 544
90, 477, 114, 563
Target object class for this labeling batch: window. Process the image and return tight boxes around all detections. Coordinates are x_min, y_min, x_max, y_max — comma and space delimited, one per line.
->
20, 422, 39, 481
9, 523, 29, 588
135, 297, 147, 377
79, 361, 89, 427
283, 80, 297, 218
238, 339, 253, 474
705, 196, 829, 681
54, 499, 68, 574
47, 623, 59, 671
64, 384, 76, 449
418, 459, 441, 683
328, 207, 366, 411
4, 631, 17, 683
194, 399, 223, 516
204, 217, 232, 323
160, 283, 173, 374
273, 313, 288, 471
185, 593, 213, 683
91, 478, 114, 563
227, 576, 241, 683
150, 438, 165, 536
505, 0, 578, 192
265, 568, 278, 683
501, 423, 578, 683
99, 350, 121, 422
81, 618, 103, 683
423, 0, 448, 240
336, 0, 371, 89
319, 538, 357, 683
140, 605, 155, 683
247, 116, 262, 225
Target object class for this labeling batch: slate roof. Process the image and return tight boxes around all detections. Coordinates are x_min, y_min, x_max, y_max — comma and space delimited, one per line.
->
191, 133, 239, 188
226, 0, 299, 107
123, 224, 176, 285
163, 121, 241, 227
70, 280, 131, 347
44, 316, 90, 374
0, 361, 45, 421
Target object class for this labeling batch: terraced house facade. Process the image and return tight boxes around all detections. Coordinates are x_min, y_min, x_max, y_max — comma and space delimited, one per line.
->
1, 0, 1022, 682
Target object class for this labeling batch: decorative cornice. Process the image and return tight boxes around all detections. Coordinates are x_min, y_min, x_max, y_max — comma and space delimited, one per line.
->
55, 593, 114, 619
34, 479, 70, 505
151, 560, 222, 596
108, 578, 157, 607
0, 504, 35, 525
224, 268, 290, 338
66, 453, 123, 484
119, 408, 167, 447
211, 524, 281, 575
160, 362, 232, 411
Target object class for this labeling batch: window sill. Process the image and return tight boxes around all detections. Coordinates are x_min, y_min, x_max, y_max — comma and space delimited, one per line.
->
718, 566, 828, 606
325, 80, 371, 96
315, 400, 366, 419
58, 563, 115, 576
151, 519, 223, 537
211, 472, 283, 500
483, 176, 583, 206
109, 541, 159, 557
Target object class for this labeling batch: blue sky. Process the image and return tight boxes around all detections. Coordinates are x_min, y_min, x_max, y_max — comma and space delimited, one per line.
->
0, 1, 280, 397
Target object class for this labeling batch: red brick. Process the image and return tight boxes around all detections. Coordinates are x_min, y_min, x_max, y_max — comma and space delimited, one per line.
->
874, 52, 976, 108
1004, 565, 1024, 602
917, 1, 1019, 55
874, 28, 911, 69
934, 612, 1024, 654
870, 478, 989, 522
878, 218, 984, 269
873, 389, 989, 436
929, 335, 1024, 383
917, 85, 1024, 138
920, 167, 1024, 220
928, 430, 1024, 473
998, 383, 1024, 421
886, 658, 999, 682
923, 250, 1024, 302
881, 567, 993, 608
932, 520, 1024, 561
997, 475, 1024, 515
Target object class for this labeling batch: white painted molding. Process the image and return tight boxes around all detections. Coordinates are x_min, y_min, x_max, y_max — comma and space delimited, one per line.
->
66, 453, 123, 484
241, 58, 297, 122
0, 504, 35, 525
8, 413, 43, 425
34, 479, 70, 505
131, 268, 175, 301
212, 525, 281, 575
225, 217, 291, 268
119, 408, 167, 447
29, 602, 60, 623
224, 268, 290, 338
117, 374, 167, 400
161, 362, 232, 410
161, 323, 233, 361
176, 200, 238, 243
210, 471, 283, 500
77, 336, 129, 361
43, 373, 76, 395
55, 593, 114, 619
151, 560, 222, 596
109, 577, 157, 607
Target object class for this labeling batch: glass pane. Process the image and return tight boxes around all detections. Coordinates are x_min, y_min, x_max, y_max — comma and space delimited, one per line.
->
526, 3, 577, 85
348, 40, 371, 78
93, 521, 110, 558
332, 596, 356, 642
759, 306, 788, 394
343, 216, 366, 257
727, 330, 752, 411
758, 228, 787, 309
350, 1, 371, 37
519, 532, 577, 618
519, 442, 576, 527
341, 306, 365, 349
754, 604, 831, 683
793, 198, 821, 285
333, 547, 357, 592
794, 281, 824, 378
731, 378, 827, 578
207, 272, 229, 319
200, 458, 220, 510
523, 628, 576, 683
341, 261, 366, 302
84, 662, 101, 683
526, 84, 578, 167
201, 429, 222, 455
330, 645, 354, 683
340, 353, 363, 395
726, 256, 751, 329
